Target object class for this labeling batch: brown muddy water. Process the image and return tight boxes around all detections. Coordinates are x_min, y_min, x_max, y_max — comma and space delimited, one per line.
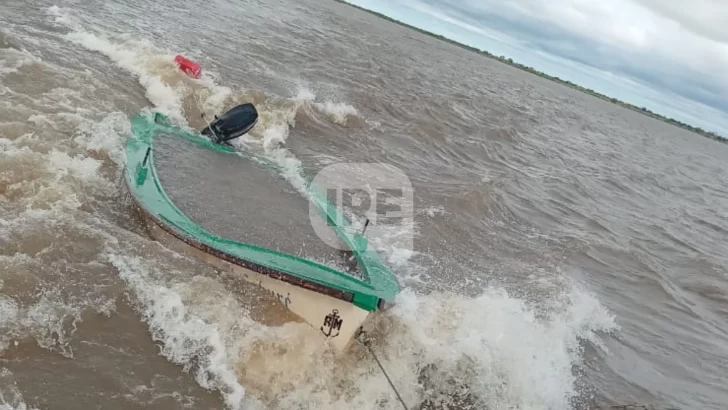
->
152, 132, 357, 274
1, 0, 727, 409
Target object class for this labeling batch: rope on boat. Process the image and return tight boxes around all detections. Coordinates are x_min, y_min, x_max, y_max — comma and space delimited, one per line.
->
355, 329, 409, 410
193, 93, 222, 143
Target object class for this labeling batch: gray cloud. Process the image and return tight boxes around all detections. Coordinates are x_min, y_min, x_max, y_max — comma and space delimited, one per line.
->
408, 0, 728, 111
632, 0, 728, 43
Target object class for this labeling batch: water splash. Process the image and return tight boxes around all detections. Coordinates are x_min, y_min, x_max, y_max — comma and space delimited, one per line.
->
105, 253, 256, 410
0, 369, 39, 410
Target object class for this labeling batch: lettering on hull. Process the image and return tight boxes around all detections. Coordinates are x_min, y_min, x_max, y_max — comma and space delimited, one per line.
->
320, 309, 343, 338
257, 280, 292, 308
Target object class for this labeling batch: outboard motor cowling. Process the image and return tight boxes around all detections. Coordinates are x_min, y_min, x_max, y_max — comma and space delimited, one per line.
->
200, 103, 258, 144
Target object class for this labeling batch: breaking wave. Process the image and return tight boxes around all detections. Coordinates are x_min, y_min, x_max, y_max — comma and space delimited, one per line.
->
49, 7, 362, 211
104, 250, 618, 410
0, 369, 39, 410
105, 253, 254, 410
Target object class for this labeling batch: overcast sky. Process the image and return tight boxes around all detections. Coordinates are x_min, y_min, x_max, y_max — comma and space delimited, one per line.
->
348, 0, 728, 136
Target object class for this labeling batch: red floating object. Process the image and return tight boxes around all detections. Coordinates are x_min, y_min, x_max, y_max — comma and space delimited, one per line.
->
174, 55, 201, 79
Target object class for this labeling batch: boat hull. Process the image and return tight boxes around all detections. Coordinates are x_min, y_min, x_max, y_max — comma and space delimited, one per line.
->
130, 193, 370, 353
122, 111, 399, 353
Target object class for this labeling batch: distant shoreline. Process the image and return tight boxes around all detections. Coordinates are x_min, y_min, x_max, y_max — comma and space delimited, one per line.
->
334, 0, 727, 143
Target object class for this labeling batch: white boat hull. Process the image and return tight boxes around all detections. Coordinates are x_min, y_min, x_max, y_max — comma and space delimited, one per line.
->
139, 211, 370, 353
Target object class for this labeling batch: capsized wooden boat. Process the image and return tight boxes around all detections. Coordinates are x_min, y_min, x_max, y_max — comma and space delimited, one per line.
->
123, 110, 400, 352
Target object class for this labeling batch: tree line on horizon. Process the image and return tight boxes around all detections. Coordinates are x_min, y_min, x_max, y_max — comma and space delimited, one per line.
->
334, 0, 727, 143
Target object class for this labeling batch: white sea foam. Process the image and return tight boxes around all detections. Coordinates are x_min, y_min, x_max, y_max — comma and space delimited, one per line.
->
101, 244, 617, 410
72, 111, 130, 166
70, 33, 184, 121
47, 149, 102, 181
238, 87, 361, 203
0, 48, 41, 77
50, 8, 358, 207
293, 86, 316, 103
371, 285, 618, 410
313, 100, 359, 125
0, 296, 21, 351
0, 277, 82, 358
293, 86, 359, 125
0, 369, 39, 410
50, 11, 183, 123
0, 138, 33, 157
47, 5, 76, 29
419, 204, 448, 217
105, 253, 258, 410
49, 6, 235, 128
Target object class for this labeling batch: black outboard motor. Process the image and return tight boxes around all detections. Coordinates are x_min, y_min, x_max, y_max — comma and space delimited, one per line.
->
200, 103, 258, 144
